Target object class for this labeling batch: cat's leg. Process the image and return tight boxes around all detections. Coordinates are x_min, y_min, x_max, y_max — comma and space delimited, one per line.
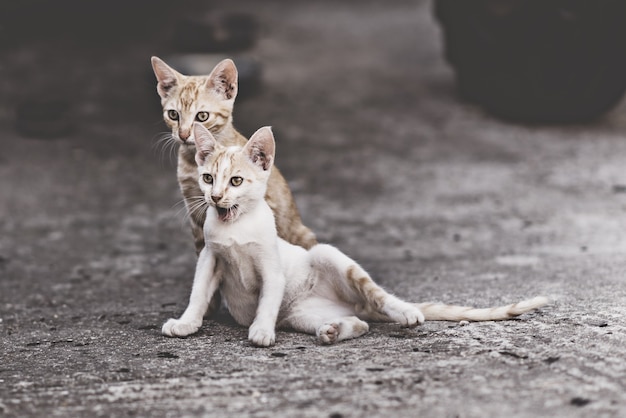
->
180, 170, 223, 318
284, 298, 369, 344
309, 244, 424, 327
189, 217, 222, 318
162, 247, 219, 337
248, 255, 286, 347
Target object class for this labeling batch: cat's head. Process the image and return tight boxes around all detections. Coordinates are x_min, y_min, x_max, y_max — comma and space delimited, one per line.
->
151, 56, 238, 146
193, 122, 275, 223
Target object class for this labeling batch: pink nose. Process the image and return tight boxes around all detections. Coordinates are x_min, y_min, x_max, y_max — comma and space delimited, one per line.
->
211, 194, 222, 204
179, 130, 191, 140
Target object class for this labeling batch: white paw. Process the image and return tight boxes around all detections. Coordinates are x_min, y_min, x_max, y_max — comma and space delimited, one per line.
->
318, 323, 339, 344
401, 307, 425, 327
248, 323, 276, 347
161, 318, 201, 337
388, 306, 425, 327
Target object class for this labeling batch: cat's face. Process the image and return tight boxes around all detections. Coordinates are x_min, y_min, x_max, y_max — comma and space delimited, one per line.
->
193, 123, 275, 223
151, 56, 238, 146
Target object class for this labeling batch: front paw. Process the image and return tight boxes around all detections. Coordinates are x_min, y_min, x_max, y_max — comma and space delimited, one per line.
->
248, 323, 276, 347
162, 318, 201, 337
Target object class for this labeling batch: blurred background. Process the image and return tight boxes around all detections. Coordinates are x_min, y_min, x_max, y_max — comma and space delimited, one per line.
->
3, 0, 626, 140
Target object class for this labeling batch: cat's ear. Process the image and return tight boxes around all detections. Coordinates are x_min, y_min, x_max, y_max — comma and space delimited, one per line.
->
151, 56, 181, 99
208, 59, 238, 100
245, 126, 275, 171
193, 122, 217, 166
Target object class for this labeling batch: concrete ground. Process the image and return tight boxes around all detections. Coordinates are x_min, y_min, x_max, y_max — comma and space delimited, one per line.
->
1, 0, 625, 417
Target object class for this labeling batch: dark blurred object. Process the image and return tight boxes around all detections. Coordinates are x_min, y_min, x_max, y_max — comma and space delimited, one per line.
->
0, 0, 178, 46
434, 0, 626, 123
16, 99, 74, 139
172, 13, 259, 53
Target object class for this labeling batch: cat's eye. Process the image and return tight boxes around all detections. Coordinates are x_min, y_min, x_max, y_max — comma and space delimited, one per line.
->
230, 176, 243, 187
167, 110, 179, 121
196, 111, 210, 122
202, 174, 213, 184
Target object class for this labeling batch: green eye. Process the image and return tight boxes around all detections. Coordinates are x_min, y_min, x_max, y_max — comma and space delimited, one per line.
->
230, 176, 243, 187
167, 110, 179, 120
202, 173, 213, 184
196, 111, 209, 122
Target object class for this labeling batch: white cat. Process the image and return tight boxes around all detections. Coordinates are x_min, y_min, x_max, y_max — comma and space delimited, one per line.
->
162, 123, 549, 346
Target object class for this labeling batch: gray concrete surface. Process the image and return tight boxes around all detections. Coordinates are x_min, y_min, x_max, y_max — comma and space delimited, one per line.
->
1, 1, 625, 417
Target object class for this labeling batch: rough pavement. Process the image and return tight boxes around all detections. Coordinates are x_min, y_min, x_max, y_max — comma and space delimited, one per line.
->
1, 1, 625, 417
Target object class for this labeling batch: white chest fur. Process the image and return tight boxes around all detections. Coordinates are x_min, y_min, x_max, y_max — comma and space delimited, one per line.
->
205, 203, 280, 326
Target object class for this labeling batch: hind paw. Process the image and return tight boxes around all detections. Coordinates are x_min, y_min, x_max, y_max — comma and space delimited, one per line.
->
387, 306, 424, 327
401, 308, 425, 327
318, 323, 339, 344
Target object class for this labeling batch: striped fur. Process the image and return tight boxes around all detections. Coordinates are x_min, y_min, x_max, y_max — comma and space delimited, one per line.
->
415, 296, 550, 321
162, 125, 550, 346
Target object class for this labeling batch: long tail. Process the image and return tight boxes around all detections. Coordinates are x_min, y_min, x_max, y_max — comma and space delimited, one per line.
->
415, 296, 550, 322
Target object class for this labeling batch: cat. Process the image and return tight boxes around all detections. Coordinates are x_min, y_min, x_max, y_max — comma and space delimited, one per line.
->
150, 56, 317, 254
161, 123, 550, 346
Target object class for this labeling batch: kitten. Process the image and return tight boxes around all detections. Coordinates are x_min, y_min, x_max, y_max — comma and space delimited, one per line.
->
162, 123, 549, 346
151, 56, 317, 254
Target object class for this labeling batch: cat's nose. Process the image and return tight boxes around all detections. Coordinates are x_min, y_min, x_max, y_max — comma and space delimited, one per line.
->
179, 130, 191, 141
211, 194, 222, 204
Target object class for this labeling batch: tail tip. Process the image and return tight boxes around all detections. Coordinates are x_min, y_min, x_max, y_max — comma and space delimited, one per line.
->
532, 295, 552, 307
515, 295, 551, 313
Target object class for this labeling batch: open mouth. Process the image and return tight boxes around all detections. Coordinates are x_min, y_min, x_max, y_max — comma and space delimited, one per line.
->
215, 205, 239, 222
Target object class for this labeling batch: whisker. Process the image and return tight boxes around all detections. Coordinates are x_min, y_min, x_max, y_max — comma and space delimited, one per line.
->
181, 196, 207, 207
151, 132, 180, 165
169, 141, 179, 163
179, 205, 207, 228
172, 196, 208, 223
186, 199, 207, 214
171, 197, 192, 210
189, 201, 209, 218
151, 132, 173, 150
175, 202, 197, 220
173, 204, 190, 219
